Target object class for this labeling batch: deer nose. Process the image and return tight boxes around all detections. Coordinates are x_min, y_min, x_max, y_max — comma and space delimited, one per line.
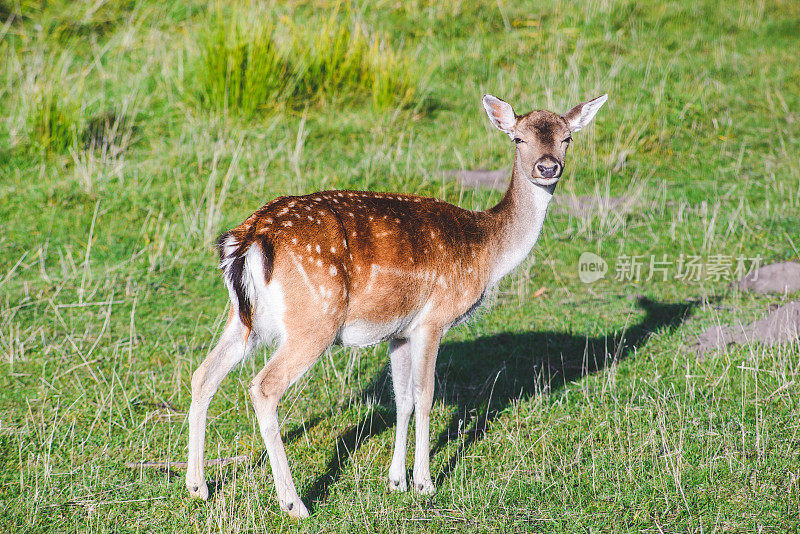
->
537, 162, 560, 178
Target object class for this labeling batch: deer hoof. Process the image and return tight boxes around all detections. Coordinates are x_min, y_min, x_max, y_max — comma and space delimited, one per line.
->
414, 479, 436, 496
388, 478, 408, 492
281, 499, 310, 519
186, 480, 209, 500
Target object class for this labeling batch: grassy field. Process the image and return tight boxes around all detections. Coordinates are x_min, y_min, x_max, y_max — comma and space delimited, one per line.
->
1, 0, 799, 531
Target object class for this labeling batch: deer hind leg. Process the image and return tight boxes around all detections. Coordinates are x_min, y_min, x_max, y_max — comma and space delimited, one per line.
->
387, 338, 412, 492
248, 334, 333, 518
186, 309, 253, 500
409, 326, 443, 495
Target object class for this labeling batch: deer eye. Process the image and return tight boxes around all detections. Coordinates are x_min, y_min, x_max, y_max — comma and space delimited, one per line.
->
513, 137, 525, 144
562, 137, 572, 144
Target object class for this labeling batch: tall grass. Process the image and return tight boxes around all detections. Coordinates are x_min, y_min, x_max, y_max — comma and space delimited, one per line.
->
0, 33, 85, 155
194, 11, 293, 116
296, 10, 417, 108
26, 81, 81, 153
190, 5, 419, 115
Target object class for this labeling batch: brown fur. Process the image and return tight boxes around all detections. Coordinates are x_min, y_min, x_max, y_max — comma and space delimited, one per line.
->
224, 189, 498, 338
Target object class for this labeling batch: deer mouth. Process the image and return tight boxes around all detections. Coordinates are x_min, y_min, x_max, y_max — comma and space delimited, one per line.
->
531, 176, 560, 186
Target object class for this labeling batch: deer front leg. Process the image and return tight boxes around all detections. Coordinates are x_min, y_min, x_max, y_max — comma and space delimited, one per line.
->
388, 338, 412, 492
409, 326, 443, 495
186, 317, 250, 500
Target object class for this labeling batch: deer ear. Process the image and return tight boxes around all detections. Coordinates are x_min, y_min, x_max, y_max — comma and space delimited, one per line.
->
563, 94, 608, 132
482, 94, 517, 137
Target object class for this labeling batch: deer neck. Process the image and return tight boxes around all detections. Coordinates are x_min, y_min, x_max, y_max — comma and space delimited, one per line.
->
483, 152, 556, 287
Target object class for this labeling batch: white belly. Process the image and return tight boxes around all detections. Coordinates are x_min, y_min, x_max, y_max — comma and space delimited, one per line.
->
337, 318, 408, 347
336, 300, 438, 347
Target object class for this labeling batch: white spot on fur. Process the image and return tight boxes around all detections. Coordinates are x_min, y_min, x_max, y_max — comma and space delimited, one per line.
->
331, 246, 336, 253
364, 263, 381, 294
316, 245, 321, 253
283, 221, 293, 227
329, 265, 337, 276
288, 251, 317, 298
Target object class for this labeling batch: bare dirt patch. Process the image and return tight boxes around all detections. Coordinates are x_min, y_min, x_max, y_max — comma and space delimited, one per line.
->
694, 301, 800, 356
554, 195, 627, 217
736, 261, 800, 294
445, 169, 508, 190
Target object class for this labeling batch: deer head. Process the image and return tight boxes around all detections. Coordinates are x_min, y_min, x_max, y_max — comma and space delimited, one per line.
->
482, 93, 608, 186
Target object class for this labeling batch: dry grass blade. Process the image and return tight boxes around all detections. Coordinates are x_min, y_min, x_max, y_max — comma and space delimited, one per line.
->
124, 455, 248, 469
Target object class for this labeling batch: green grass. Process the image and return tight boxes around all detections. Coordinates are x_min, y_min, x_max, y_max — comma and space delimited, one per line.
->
190, 6, 294, 116
188, 3, 419, 115
1, 0, 799, 532
26, 80, 81, 154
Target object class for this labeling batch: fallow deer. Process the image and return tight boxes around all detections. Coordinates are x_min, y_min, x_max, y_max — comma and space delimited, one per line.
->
186, 93, 608, 517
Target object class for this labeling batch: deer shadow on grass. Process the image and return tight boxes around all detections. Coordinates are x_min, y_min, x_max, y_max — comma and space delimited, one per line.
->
300, 296, 695, 510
